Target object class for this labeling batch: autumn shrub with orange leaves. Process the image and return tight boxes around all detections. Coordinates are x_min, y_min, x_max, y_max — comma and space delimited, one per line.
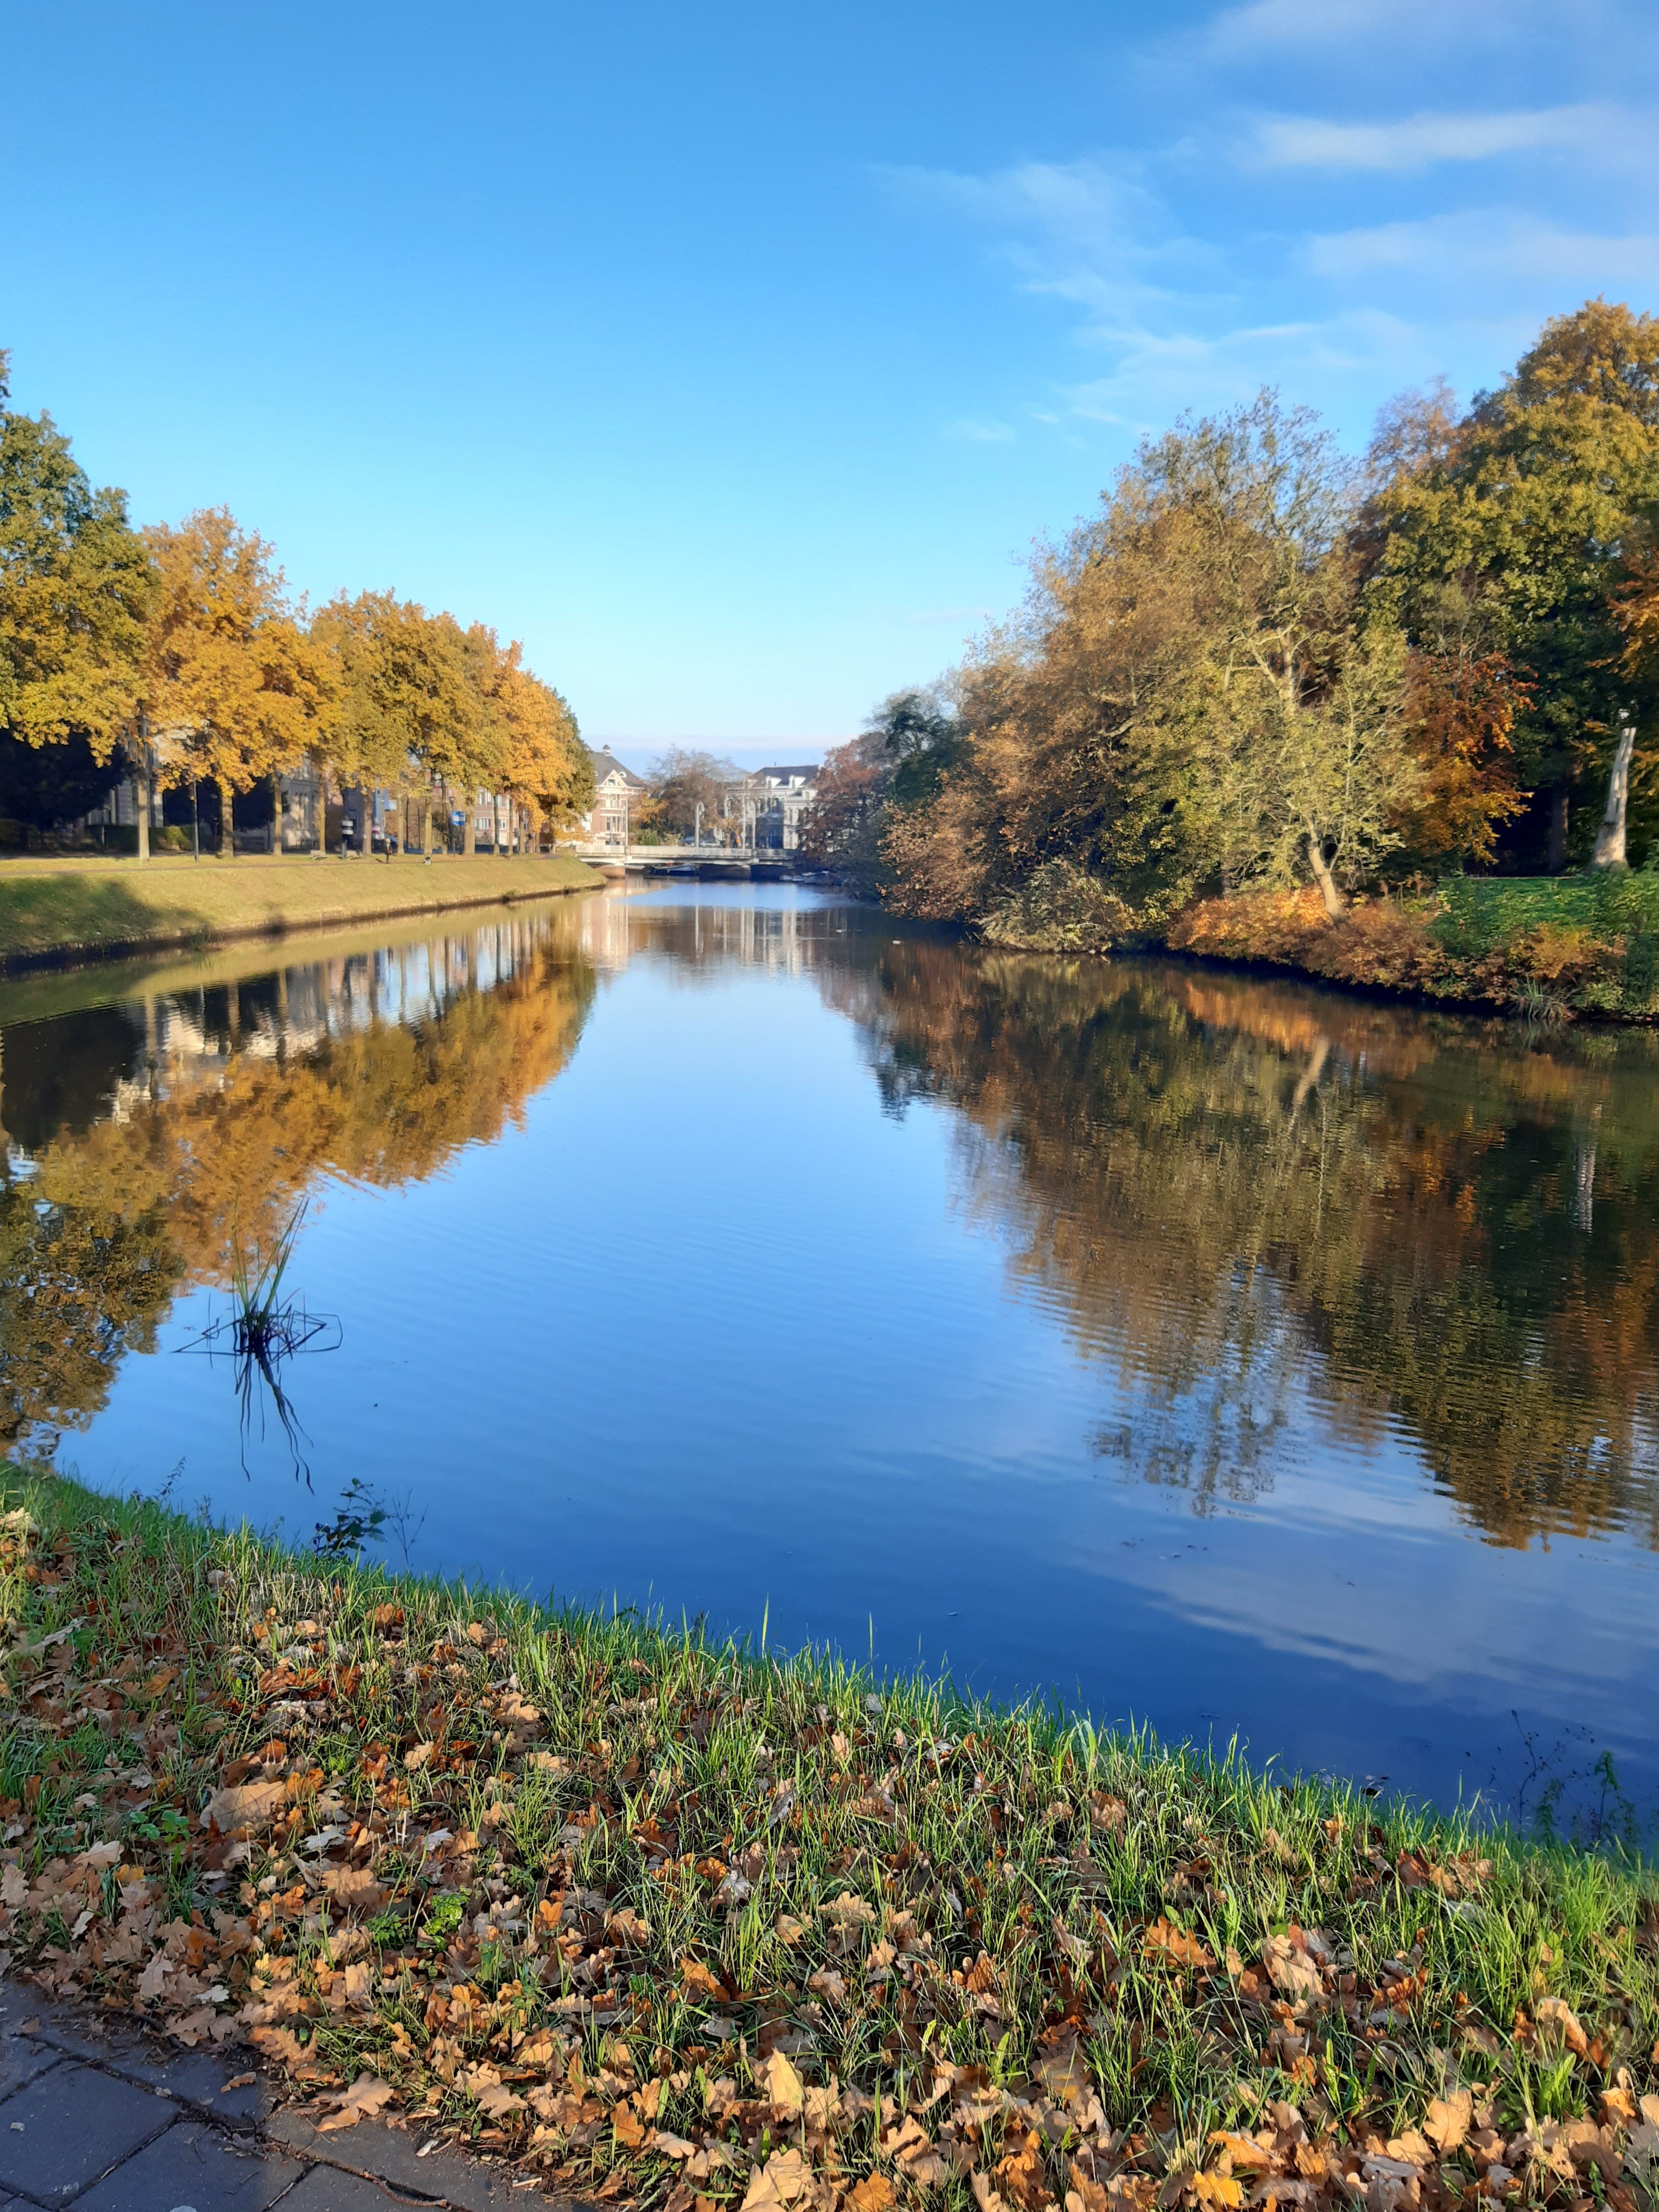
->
1163, 875, 1659, 1022
0, 1466, 1656, 2212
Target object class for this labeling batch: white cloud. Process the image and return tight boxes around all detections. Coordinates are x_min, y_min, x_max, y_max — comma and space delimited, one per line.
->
1251, 104, 1615, 171
1303, 209, 1659, 293
943, 416, 1015, 443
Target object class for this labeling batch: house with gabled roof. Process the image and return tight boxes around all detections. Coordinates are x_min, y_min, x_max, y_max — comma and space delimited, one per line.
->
581, 747, 649, 844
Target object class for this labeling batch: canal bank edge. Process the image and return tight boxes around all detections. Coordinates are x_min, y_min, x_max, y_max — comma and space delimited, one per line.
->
0, 852, 603, 974
0, 1465, 1653, 2212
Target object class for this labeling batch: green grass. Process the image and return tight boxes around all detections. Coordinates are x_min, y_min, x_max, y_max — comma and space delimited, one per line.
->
1, 1467, 1655, 2205
1433, 869, 1659, 957
0, 851, 600, 968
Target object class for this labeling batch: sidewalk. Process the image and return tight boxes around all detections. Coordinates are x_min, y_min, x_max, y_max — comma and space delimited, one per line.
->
0, 1984, 577, 2211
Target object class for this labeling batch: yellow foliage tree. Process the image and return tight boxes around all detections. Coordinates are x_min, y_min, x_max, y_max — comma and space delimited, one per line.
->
136, 509, 331, 858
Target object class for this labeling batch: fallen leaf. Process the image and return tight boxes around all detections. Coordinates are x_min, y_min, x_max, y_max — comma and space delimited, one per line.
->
1537, 1997, 1589, 2058
764, 2049, 805, 2116
318, 2074, 396, 2132
202, 1779, 288, 1834
849, 2179, 897, 2212
321, 1865, 386, 1913
1143, 1917, 1213, 1972
1424, 2089, 1473, 2154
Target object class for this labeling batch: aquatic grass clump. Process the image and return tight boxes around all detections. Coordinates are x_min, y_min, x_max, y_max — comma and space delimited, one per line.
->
0, 1466, 1654, 2212
180, 1205, 338, 1476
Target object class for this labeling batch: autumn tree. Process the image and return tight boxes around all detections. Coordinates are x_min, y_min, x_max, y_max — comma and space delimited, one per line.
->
0, 350, 155, 814
796, 733, 893, 890
138, 509, 330, 857
1370, 301, 1659, 869
646, 746, 740, 843
489, 643, 590, 848
313, 592, 494, 854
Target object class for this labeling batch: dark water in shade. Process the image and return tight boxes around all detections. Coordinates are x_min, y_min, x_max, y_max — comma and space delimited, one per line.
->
3, 884, 1657, 1830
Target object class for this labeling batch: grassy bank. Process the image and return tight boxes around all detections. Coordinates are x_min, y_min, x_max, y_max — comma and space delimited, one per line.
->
0, 851, 600, 969
1165, 872, 1659, 1021
1, 1467, 1655, 2209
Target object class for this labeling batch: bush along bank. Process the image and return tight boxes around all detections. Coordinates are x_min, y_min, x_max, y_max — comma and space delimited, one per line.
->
976, 866, 1659, 1021
1, 1466, 1657, 2212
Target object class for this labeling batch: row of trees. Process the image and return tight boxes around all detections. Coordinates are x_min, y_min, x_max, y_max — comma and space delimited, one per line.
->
801, 301, 1659, 934
0, 352, 592, 856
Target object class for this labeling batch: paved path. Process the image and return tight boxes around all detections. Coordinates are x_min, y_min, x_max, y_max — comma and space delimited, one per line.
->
0, 1985, 573, 2211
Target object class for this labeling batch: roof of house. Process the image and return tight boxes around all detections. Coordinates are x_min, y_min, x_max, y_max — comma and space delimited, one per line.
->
756, 763, 820, 784
586, 746, 649, 791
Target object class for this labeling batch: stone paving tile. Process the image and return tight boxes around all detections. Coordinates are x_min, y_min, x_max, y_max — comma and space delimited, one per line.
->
28, 2018, 267, 2137
0, 2061, 173, 2202
74, 2118, 308, 2212
266, 2113, 529, 2210
277, 2166, 425, 2209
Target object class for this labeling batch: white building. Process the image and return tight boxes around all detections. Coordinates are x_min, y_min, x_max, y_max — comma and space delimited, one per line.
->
752, 763, 818, 851
579, 748, 649, 844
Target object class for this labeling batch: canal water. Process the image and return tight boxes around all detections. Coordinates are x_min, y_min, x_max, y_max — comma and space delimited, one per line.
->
3, 884, 1656, 1831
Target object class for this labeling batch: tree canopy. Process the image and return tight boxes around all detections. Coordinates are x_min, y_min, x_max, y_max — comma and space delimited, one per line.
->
832, 301, 1659, 942
0, 352, 584, 851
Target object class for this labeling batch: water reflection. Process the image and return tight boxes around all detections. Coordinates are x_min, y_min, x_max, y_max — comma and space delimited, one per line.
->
0, 914, 595, 1450
822, 946, 1659, 1552
2, 887, 1658, 1818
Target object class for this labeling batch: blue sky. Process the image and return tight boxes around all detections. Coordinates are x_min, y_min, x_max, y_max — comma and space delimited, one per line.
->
3, 0, 1655, 759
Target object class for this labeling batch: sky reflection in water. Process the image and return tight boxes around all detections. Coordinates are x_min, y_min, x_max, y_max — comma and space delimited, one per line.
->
2, 885, 1656, 1830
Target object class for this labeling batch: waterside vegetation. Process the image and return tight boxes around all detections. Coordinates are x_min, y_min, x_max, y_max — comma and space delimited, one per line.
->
802, 301, 1659, 1019
0, 1467, 1655, 2210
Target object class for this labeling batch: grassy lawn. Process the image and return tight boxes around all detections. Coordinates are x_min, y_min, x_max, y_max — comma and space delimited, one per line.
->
0, 1466, 1654, 2209
0, 851, 600, 968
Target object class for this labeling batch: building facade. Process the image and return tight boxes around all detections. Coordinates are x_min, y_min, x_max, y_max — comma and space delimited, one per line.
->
752, 764, 818, 851
579, 748, 649, 844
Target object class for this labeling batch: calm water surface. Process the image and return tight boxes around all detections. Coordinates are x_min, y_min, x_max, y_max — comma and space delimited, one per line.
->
3, 885, 1656, 1827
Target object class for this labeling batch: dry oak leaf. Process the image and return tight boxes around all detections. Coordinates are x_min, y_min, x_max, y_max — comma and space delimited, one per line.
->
821, 1891, 878, 1926
1424, 2090, 1473, 2155
682, 1957, 728, 2000
807, 1968, 846, 2005
743, 2150, 816, 2212
319, 2075, 396, 2133
1536, 1997, 1589, 2058
765, 2050, 805, 2117
250, 2026, 306, 2068
850, 2179, 898, 2212
320, 1865, 386, 1913
775, 1913, 806, 1946
1187, 2177, 1242, 2212
202, 1779, 288, 1834
403, 1742, 434, 1772
1143, 1918, 1213, 1972
1260, 1929, 1328, 2006
995, 2130, 1056, 2212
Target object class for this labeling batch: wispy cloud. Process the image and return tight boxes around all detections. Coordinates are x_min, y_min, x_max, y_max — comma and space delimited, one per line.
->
1303, 209, 1659, 292
1250, 105, 1614, 171
943, 416, 1015, 443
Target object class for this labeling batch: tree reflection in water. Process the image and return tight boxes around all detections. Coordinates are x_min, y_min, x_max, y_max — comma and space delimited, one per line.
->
0, 915, 597, 1456
1, 892, 1655, 1559
817, 939, 1659, 1550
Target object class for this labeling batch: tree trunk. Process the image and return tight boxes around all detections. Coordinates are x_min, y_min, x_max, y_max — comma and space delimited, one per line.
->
1306, 830, 1346, 920
270, 770, 282, 854
1547, 784, 1570, 872
463, 792, 476, 857
1591, 714, 1636, 869
422, 795, 434, 857
219, 780, 235, 858
134, 716, 151, 862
